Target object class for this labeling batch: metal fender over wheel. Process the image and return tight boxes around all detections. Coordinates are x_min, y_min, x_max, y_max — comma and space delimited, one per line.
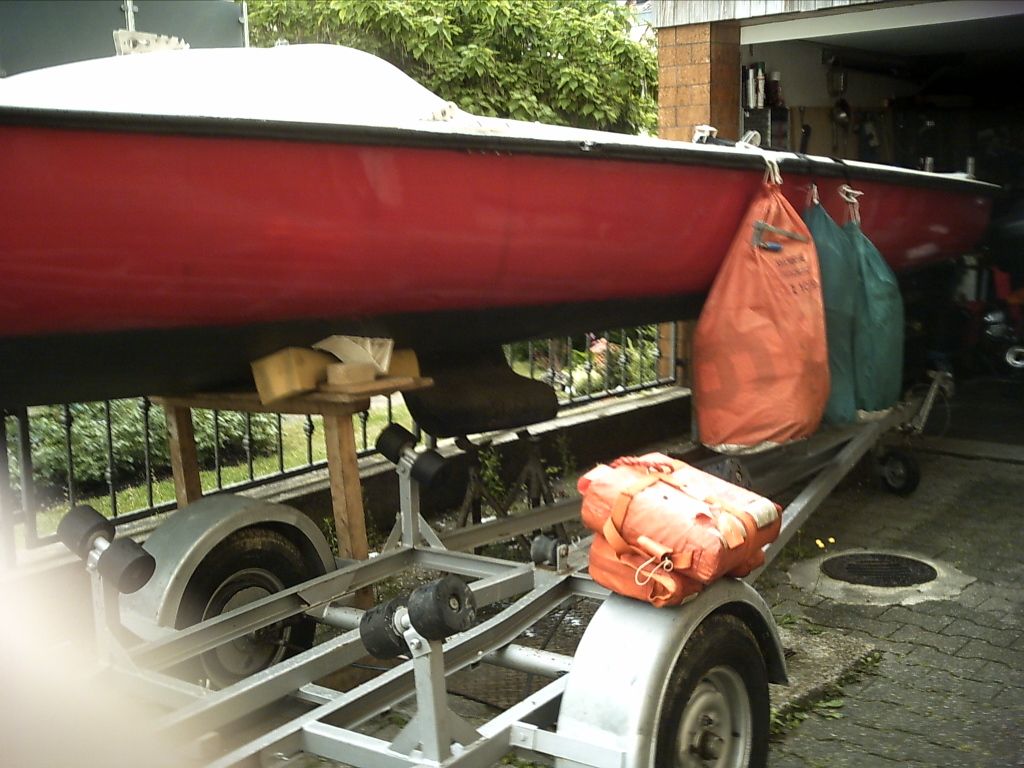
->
555, 581, 785, 768
175, 527, 318, 688
656, 613, 769, 767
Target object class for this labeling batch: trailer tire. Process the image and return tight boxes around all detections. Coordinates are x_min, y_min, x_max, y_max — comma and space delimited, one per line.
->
655, 613, 769, 768
878, 449, 920, 496
175, 527, 317, 688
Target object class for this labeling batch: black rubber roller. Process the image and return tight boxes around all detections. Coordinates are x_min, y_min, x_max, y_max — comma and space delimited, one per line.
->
407, 575, 477, 641
411, 449, 446, 487
359, 595, 410, 659
376, 424, 417, 464
57, 505, 116, 559
97, 538, 156, 594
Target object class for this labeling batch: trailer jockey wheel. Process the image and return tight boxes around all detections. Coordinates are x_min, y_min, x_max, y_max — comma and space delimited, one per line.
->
530, 533, 561, 566
175, 527, 317, 689
656, 614, 769, 768
878, 448, 920, 496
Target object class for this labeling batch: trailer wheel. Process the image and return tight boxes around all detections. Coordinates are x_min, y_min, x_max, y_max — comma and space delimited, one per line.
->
878, 449, 920, 496
655, 613, 769, 768
175, 527, 316, 688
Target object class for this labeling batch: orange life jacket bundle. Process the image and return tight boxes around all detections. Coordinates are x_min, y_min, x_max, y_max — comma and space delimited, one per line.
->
580, 453, 781, 607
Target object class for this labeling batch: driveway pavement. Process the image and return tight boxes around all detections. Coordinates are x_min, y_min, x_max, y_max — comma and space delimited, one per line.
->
759, 428, 1024, 766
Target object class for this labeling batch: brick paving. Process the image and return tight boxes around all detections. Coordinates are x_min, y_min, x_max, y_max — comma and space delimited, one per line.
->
759, 450, 1024, 767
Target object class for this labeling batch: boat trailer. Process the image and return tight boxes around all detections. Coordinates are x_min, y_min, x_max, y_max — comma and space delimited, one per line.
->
58, 374, 950, 768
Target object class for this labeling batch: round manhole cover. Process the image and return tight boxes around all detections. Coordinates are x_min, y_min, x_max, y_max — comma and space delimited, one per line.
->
821, 553, 937, 587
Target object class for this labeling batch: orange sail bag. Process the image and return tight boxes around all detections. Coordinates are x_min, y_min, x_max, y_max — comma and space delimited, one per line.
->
693, 162, 829, 452
580, 453, 781, 607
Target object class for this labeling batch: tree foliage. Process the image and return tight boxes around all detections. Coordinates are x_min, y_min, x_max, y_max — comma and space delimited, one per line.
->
246, 0, 657, 134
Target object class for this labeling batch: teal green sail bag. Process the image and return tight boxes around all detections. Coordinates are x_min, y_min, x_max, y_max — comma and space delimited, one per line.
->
841, 186, 904, 413
803, 190, 859, 424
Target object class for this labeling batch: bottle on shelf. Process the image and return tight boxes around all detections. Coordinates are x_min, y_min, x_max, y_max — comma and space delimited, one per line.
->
767, 71, 783, 107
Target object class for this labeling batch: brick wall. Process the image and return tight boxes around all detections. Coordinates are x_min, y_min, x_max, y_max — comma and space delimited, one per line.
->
658, 22, 740, 141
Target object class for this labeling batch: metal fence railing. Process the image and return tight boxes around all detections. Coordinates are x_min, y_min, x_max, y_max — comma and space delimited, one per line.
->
508, 325, 676, 405
0, 324, 677, 564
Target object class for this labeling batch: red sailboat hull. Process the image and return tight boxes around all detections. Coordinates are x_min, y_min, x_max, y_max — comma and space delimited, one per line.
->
0, 119, 994, 407
0, 125, 991, 344
0, 45, 997, 405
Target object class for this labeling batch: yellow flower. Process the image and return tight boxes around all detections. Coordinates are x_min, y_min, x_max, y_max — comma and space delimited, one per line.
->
828, 536, 836, 544
815, 538, 825, 549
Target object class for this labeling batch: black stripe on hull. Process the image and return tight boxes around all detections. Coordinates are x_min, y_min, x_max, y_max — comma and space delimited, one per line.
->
0, 294, 704, 408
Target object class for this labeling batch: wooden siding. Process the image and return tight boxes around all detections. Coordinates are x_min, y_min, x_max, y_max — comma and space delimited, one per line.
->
654, 0, 885, 28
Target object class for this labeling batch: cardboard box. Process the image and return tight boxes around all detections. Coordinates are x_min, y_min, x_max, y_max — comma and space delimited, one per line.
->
251, 347, 335, 403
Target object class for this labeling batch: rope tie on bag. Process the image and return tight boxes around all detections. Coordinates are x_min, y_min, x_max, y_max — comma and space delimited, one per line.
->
839, 183, 864, 225
634, 553, 674, 587
795, 152, 820, 209
805, 182, 820, 208
762, 155, 783, 186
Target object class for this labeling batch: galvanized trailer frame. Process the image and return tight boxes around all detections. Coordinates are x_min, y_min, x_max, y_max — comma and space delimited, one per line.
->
75, 376, 948, 768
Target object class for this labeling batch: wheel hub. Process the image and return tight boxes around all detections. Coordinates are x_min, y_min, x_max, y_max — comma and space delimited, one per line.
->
201, 568, 290, 686
883, 461, 906, 487
675, 667, 752, 767
695, 729, 724, 760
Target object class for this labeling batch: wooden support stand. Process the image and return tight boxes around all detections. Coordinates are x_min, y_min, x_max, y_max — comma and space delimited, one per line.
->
164, 404, 203, 510
152, 376, 432, 564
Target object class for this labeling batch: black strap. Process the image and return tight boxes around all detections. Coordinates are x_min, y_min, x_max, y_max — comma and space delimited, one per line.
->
793, 151, 815, 174
829, 155, 853, 187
